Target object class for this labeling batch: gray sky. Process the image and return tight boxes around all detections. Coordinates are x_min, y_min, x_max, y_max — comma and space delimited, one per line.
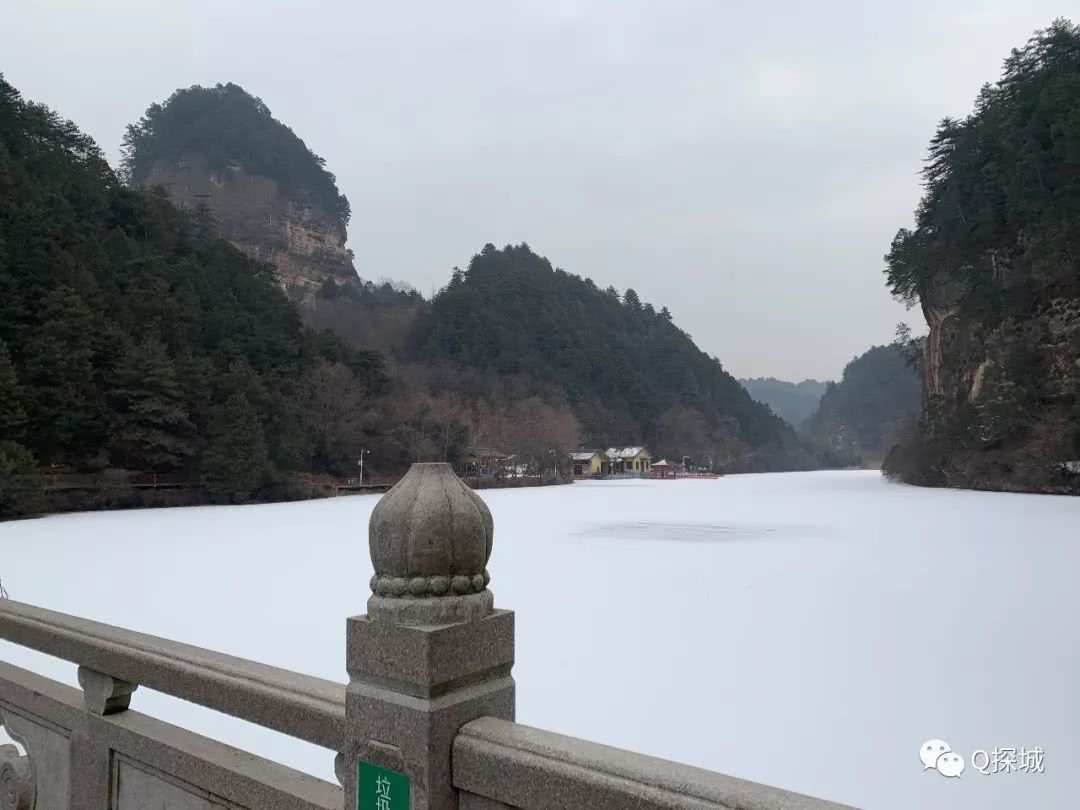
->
4, 1, 1068, 379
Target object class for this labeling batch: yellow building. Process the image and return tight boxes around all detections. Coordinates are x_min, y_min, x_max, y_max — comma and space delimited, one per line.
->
570, 451, 605, 477
604, 446, 652, 475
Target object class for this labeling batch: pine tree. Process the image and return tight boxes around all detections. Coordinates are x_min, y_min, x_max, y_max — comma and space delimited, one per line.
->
19, 285, 111, 464
201, 393, 269, 503
0, 440, 40, 518
110, 339, 197, 470
0, 340, 27, 441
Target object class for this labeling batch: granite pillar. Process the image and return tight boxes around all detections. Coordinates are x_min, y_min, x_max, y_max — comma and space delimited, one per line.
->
341, 463, 515, 810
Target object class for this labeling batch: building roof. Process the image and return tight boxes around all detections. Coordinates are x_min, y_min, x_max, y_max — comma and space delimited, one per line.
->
651, 459, 671, 467
605, 446, 647, 459
571, 451, 601, 462
464, 446, 509, 460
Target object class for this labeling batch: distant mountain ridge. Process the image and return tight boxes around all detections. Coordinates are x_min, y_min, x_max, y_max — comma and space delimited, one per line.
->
804, 345, 921, 464
407, 243, 818, 472
739, 377, 829, 427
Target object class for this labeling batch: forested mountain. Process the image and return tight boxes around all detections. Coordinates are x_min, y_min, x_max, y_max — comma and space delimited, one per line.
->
121, 83, 348, 223
0, 76, 835, 519
116, 83, 828, 474
0, 75, 385, 515
883, 20, 1080, 492
739, 378, 828, 427
408, 244, 816, 471
122, 84, 359, 304
309, 276, 426, 355
803, 345, 921, 465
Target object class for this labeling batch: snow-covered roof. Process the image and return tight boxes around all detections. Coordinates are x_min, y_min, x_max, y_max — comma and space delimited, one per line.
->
465, 446, 509, 459
571, 451, 600, 461
605, 446, 647, 459
652, 459, 671, 466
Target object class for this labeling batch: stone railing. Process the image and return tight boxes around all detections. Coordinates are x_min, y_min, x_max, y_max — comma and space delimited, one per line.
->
454, 718, 844, 810
0, 601, 344, 808
0, 463, 856, 809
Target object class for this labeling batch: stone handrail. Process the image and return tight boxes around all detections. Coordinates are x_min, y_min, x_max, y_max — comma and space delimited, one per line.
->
453, 717, 855, 810
0, 657, 341, 809
0, 599, 346, 750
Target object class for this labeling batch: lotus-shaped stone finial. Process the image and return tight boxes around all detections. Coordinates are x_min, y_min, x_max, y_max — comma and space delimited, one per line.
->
367, 463, 494, 624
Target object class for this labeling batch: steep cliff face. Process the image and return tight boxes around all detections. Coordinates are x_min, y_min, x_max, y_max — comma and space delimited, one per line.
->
918, 268, 1080, 487
122, 83, 357, 305
141, 154, 355, 303
922, 279, 1080, 416
883, 21, 1080, 492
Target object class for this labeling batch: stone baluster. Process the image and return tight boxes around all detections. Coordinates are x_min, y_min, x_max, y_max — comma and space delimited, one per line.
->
340, 463, 515, 810
77, 668, 138, 716
69, 668, 139, 809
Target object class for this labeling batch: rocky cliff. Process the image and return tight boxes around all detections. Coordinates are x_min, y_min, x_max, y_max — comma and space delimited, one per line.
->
141, 154, 356, 303
882, 21, 1080, 493
122, 83, 357, 305
913, 266, 1080, 489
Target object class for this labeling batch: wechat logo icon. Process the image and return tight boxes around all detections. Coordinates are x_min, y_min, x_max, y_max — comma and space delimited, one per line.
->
921, 739, 964, 778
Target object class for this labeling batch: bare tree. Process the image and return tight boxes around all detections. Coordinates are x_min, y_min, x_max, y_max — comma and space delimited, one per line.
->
292, 362, 371, 472
429, 391, 468, 461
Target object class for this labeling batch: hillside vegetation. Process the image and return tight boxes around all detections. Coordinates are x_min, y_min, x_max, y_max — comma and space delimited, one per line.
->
739, 378, 828, 427
0, 76, 844, 519
408, 244, 815, 471
120, 83, 350, 224
883, 19, 1080, 492
0, 75, 384, 515
804, 345, 921, 465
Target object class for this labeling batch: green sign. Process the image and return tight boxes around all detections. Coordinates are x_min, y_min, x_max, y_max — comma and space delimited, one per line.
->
358, 760, 410, 810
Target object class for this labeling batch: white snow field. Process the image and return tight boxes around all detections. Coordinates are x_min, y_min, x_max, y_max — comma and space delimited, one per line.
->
0, 471, 1077, 809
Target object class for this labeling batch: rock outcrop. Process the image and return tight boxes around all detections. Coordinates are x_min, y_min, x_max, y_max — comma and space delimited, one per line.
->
919, 269, 1080, 487
881, 21, 1080, 493
140, 154, 356, 303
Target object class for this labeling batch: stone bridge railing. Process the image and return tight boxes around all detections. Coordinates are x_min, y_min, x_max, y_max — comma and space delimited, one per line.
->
0, 463, 855, 810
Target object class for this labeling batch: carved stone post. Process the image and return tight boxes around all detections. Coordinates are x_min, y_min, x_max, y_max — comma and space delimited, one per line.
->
69, 667, 139, 809
342, 463, 515, 810
77, 667, 138, 715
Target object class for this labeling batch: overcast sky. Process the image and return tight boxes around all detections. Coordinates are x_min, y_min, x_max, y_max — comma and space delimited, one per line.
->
4, 1, 1069, 379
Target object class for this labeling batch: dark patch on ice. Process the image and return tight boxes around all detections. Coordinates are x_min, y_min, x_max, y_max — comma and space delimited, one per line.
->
583, 522, 778, 542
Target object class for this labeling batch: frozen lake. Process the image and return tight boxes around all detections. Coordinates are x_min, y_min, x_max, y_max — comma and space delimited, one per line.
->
0, 471, 1076, 809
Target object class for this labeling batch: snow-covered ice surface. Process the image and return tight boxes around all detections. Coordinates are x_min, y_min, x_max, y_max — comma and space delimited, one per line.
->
1, 471, 1077, 809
